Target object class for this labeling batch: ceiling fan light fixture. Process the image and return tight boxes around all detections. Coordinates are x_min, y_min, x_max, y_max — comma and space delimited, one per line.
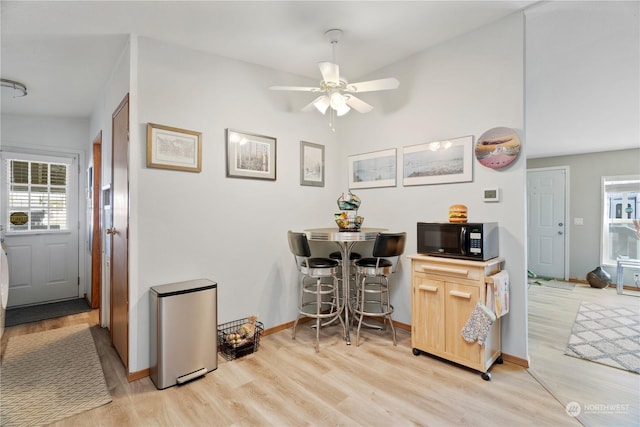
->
1, 78, 28, 98
335, 103, 350, 117
329, 91, 346, 110
313, 96, 330, 114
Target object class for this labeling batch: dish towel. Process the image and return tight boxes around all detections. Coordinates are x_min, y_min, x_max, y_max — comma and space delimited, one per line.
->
461, 302, 496, 345
488, 270, 510, 318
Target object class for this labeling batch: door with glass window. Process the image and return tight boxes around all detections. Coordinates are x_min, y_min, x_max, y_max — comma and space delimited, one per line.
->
1, 152, 79, 307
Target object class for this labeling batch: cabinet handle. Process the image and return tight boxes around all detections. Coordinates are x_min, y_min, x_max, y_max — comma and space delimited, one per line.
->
449, 290, 471, 299
421, 265, 469, 277
418, 285, 439, 293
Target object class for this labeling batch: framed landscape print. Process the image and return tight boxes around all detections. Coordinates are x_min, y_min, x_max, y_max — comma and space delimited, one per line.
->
348, 148, 397, 189
402, 136, 473, 186
147, 123, 202, 172
226, 129, 276, 180
300, 141, 324, 187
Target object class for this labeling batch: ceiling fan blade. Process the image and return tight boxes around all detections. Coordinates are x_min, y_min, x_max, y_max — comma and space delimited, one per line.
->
269, 85, 320, 92
302, 95, 330, 114
345, 77, 400, 93
318, 62, 340, 85
345, 95, 374, 113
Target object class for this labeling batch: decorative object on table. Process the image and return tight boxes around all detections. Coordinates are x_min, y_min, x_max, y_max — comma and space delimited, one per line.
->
448, 204, 468, 223
565, 302, 640, 374
147, 123, 202, 172
217, 316, 264, 361
300, 141, 324, 187
335, 192, 364, 231
226, 129, 276, 180
269, 29, 399, 132
402, 135, 473, 186
586, 266, 611, 289
474, 127, 521, 169
348, 148, 397, 189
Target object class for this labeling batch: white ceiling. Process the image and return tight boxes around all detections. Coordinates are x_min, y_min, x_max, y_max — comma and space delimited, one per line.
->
1, 0, 538, 118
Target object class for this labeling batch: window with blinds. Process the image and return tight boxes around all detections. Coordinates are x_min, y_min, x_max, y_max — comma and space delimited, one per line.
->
602, 175, 640, 264
7, 160, 69, 232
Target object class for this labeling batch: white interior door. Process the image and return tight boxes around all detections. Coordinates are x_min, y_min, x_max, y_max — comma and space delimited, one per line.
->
527, 167, 567, 279
1, 151, 80, 307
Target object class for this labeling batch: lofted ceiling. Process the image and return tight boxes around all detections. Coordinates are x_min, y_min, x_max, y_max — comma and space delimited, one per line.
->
1, 0, 538, 119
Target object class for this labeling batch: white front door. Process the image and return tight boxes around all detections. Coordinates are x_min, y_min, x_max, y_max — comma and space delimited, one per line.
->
1, 151, 80, 307
527, 167, 567, 279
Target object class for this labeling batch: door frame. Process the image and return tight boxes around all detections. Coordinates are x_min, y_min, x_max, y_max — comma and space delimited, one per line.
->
526, 166, 570, 280
91, 133, 102, 310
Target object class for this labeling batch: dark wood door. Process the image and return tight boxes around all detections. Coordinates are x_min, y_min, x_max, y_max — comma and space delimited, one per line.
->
110, 94, 129, 369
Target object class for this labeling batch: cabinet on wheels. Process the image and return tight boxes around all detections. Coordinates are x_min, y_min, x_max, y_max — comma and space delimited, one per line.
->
409, 255, 504, 380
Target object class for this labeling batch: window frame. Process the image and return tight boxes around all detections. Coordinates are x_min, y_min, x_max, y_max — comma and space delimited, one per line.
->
601, 174, 640, 266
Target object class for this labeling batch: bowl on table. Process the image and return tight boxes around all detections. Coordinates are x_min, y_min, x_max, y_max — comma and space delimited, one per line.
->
335, 215, 364, 231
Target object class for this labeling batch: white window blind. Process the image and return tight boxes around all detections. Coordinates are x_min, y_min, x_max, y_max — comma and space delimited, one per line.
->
6, 159, 70, 232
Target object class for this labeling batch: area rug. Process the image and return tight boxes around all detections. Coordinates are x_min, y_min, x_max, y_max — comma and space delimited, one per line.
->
565, 302, 640, 374
0, 324, 111, 426
5, 298, 92, 327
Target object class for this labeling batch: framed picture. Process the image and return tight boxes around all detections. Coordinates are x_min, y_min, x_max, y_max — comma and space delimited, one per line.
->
147, 123, 202, 172
402, 135, 473, 186
226, 129, 276, 180
300, 141, 324, 187
348, 148, 397, 189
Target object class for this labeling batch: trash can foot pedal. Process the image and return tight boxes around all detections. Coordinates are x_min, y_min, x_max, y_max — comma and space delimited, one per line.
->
177, 367, 207, 384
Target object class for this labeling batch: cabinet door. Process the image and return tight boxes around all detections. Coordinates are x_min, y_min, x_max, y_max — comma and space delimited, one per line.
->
445, 282, 480, 364
412, 275, 445, 353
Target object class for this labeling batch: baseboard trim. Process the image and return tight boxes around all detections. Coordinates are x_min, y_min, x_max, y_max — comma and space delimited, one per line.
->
501, 352, 529, 368
131, 319, 526, 381
127, 367, 150, 382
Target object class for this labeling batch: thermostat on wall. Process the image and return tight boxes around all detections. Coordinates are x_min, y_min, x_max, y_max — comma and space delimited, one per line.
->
483, 188, 500, 202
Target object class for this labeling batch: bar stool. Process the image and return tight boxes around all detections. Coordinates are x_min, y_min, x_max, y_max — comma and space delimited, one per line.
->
288, 231, 345, 352
353, 232, 406, 346
329, 251, 361, 310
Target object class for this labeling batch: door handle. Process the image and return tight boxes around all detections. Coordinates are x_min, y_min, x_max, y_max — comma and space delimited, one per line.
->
106, 228, 117, 235
558, 231, 563, 235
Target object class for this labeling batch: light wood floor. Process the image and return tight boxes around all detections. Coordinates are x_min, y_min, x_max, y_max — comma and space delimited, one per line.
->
527, 281, 640, 427
2, 309, 582, 426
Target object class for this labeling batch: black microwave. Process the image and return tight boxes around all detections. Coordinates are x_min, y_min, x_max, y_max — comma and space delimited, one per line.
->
417, 222, 499, 261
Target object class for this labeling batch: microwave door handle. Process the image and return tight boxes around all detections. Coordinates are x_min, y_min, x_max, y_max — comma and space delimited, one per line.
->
460, 228, 467, 255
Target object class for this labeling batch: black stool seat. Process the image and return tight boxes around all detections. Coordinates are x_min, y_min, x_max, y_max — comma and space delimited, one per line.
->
355, 258, 393, 268
301, 258, 339, 268
330, 251, 362, 260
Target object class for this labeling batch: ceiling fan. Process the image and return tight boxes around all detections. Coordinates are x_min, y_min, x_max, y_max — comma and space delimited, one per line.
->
269, 29, 399, 128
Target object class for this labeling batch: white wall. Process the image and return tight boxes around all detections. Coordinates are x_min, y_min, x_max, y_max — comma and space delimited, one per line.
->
122, 12, 527, 371
131, 36, 343, 371
88, 37, 131, 328
339, 13, 527, 359
525, 1, 640, 158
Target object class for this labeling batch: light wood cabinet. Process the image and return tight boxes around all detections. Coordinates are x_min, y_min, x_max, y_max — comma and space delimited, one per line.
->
408, 255, 504, 380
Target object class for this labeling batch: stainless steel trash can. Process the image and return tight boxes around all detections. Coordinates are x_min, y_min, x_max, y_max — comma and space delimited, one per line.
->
149, 279, 217, 389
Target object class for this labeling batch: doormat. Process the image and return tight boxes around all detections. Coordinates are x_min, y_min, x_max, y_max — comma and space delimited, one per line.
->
0, 324, 112, 426
528, 279, 576, 290
5, 298, 91, 327
565, 302, 640, 374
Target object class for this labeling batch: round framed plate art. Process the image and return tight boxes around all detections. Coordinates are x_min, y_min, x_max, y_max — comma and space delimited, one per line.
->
474, 127, 521, 169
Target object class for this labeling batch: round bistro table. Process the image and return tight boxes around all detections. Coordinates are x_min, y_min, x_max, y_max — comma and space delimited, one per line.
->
305, 227, 387, 345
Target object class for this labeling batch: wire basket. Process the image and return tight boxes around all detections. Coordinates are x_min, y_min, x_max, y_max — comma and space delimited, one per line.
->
217, 318, 264, 361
